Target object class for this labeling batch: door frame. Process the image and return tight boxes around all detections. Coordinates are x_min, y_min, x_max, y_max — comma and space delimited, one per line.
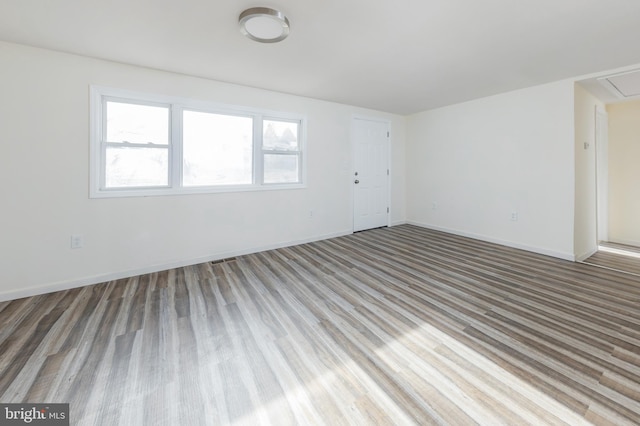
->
595, 106, 609, 244
351, 115, 391, 232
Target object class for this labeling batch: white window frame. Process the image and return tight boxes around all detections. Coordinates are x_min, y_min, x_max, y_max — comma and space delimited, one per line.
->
90, 86, 306, 198
261, 116, 304, 185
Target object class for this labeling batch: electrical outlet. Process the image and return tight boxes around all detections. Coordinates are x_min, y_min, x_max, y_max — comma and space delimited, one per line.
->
309, 209, 314, 218
511, 212, 518, 222
71, 234, 84, 249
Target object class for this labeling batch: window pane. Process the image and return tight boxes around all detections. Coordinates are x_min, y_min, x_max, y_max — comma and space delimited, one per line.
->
183, 111, 253, 186
105, 146, 168, 187
263, 120, 299, 151
106, 101, 169, 144
264, 154, 299, 184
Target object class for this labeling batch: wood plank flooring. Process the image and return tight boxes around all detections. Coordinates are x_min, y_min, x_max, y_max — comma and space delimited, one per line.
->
585, 242, 640, 277
1, 224, 640, 425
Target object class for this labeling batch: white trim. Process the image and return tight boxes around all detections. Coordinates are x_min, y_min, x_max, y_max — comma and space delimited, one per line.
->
407, 221, 576, 261
171, 104, 183, 188
89, 86, 102, 197
594, 106, 609, 243
253, 116, 263, 185
579, 261, 640, 278
597, 244, 640, 258
0, 229, 351, 303
386, 122, 392, 228
608, 237, 640, 248
92, 182, 307, 198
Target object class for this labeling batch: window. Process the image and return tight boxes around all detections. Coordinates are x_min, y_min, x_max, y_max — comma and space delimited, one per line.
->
182, 111, 253, 187
103, 100, 170, 188
262, 119, 301, 184
90, 86, 305, 197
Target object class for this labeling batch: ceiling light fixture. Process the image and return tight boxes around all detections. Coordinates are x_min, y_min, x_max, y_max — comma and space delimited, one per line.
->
239, 7, 290, 43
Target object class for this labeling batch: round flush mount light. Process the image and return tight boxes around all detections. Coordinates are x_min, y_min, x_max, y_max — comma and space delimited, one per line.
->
239, 7, 290, 43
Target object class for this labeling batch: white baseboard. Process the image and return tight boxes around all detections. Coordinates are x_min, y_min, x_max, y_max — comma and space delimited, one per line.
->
3, 223, 580, 302
0, 229, 352, 303
406, 221, 576, 262
390, 219, 408, 227
607, 237, 640, 249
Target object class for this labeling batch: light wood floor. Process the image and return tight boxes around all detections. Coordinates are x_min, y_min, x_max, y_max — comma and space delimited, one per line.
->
584, 242, 640, 277
1, 225, 640, 425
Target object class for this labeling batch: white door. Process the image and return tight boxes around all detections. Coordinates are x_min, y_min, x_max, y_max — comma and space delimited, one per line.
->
353, 118, 389, 232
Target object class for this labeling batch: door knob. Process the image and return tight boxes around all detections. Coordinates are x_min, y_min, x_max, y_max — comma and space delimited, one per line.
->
354, 179, 360, 184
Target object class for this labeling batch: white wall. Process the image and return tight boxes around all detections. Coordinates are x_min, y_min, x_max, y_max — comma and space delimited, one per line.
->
573, 84, 605, 260
406, 80, 576, 260
0, 41, 406, 301
607, 99, 640, 247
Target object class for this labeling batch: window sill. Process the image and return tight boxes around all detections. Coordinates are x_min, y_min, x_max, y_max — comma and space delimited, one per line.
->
89, 183, 307, 199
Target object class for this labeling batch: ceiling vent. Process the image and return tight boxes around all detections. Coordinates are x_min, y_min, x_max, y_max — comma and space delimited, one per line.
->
598, 69, 640, 99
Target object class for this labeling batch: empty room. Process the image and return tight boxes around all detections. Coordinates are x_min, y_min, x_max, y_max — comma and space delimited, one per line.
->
1, 1, 640, 425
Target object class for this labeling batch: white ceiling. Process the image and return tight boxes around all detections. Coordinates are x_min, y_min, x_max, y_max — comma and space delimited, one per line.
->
577, 68, 640, 105
2, 0, 640, 114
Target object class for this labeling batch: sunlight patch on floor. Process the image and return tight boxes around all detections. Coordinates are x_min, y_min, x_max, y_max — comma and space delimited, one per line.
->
236, 320, 594, 425
598, 245, 640, 259
387, 322, 593, 425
